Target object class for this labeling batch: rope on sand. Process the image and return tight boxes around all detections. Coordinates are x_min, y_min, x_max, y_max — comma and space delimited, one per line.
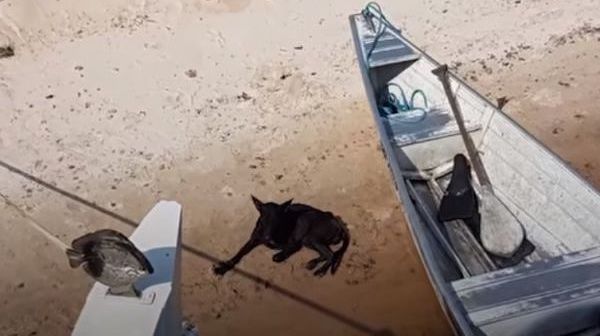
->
0, 192, 69, 251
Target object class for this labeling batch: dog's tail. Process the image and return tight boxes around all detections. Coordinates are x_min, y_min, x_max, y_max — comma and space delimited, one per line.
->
331, 217, 350, 274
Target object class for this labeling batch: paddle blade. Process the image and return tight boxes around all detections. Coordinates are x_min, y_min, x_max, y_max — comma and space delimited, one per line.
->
439, 154, 478, 221
490, 238, 535, 268
439, 191, 478, 221
479, 187, 525, 258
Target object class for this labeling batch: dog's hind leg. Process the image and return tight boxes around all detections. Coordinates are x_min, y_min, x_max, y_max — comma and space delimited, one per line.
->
310, 241, 334, 277
305, 256, 326, 270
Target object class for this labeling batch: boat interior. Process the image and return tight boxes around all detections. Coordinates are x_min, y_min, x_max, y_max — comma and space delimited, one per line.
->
351, 8, 600, 335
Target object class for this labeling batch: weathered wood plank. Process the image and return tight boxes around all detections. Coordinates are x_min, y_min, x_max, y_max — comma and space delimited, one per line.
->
407, 180, 472, 277
452, 246, 600, 336
488, 113, 600, 218
493, 186, 570, 258
485, 125, 600, 231
481, 143, 597, 250
481, 126, 599, 250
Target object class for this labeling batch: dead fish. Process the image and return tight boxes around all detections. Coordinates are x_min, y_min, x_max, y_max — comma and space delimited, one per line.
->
66, 229, 153, 296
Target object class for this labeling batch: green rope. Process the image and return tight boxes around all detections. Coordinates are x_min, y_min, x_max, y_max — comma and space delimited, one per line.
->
381, 83, 428, 123
363, 3, 427, 122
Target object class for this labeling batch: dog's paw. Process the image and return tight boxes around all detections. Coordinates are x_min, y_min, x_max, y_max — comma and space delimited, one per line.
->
212, 262, 232, 276
272, 252, 287, 263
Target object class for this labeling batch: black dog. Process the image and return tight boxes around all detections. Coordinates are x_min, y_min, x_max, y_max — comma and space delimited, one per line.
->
213, 196, 350, 277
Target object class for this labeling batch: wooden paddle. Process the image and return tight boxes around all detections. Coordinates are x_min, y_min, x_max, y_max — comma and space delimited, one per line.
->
432, 64, 525, 258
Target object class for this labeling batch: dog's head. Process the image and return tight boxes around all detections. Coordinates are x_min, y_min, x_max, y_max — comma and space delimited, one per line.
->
251, 195, 293, 239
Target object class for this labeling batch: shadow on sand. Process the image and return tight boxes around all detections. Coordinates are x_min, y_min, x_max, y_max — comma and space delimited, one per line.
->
0, 159, 396, 336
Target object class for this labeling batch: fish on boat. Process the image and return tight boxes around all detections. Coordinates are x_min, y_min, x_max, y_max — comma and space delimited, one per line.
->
67, 229, 154, 296
350, 3, 600, 335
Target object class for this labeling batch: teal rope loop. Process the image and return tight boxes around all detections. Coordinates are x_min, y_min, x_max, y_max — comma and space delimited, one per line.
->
381, 83, 428, 123
363, 3, 426, 122
361, 2, 399, 60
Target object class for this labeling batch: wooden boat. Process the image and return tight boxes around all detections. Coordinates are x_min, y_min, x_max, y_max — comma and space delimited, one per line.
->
350, 4, 600, 335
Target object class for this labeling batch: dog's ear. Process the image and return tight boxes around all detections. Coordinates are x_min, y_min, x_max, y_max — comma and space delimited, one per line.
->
251, 195, 263, 212
281, 199, 293, 210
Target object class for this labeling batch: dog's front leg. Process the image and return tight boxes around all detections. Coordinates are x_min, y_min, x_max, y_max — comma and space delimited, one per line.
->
213, 238, 260, 275
272, 242, 302, 263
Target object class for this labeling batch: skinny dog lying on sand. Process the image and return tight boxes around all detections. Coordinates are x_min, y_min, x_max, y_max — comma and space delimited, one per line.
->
213, 196, 350, 277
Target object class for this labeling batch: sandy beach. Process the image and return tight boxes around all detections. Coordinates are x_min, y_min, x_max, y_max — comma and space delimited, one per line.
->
0, 0, 599, 335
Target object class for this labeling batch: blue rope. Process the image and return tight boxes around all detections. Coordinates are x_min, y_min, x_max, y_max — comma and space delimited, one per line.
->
381, 83, 428, 122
